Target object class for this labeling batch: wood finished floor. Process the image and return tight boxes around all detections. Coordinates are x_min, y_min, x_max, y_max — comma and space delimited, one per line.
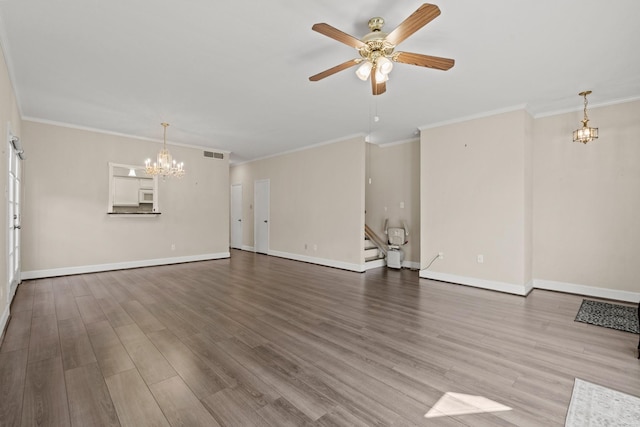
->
1, 249, 639, 426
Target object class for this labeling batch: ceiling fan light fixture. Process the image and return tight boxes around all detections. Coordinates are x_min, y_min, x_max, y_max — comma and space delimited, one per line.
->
374, 67, 388, 83
356, 61, 373, 81
377, 56, 393, 75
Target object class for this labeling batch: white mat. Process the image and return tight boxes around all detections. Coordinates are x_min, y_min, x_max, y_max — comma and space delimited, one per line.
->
565, 378, 640, 426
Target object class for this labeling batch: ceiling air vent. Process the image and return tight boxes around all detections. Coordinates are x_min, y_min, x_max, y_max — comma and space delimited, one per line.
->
204, 151, 224, 159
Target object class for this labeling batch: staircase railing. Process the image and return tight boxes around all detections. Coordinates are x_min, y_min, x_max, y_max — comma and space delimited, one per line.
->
365, 224, 388, 256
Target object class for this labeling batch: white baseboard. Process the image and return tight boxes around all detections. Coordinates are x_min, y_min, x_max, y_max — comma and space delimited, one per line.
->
419, 271, 638, 302
403, 260, 421, 270
534, 279, 640, 303
9, 280, 19, 301
364, 258, 386, 270
230, 245, 254, 252
524, 279, 534, 296
268, 250, 365, 272
419, 270, 530, 296
0, 303, 9, 343
21, 252, 231, 280
364, 259, 421, 271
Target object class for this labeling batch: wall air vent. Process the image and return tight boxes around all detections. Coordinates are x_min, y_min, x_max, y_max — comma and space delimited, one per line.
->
204, 151, 224, 159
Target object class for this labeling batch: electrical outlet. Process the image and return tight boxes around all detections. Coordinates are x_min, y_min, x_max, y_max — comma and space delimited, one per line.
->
171, 244, 176, 251
438, 252, 444, 260
477, 254, 484, 263
313, 244, 318, 251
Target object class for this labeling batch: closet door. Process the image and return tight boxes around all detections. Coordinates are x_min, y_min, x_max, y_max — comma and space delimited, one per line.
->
254, 179, 270, 254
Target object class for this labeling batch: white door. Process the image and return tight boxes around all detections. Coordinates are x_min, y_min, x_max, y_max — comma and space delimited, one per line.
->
7, 131, 23, 302
230, 184, 243, 249
254, 179, 270, 254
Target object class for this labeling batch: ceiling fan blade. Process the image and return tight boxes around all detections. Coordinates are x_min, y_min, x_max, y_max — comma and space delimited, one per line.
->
312, 23, 365, 49
373, 80, 386, 96
385, 3, 441, 46
370, 65, 386, 96
309, 59, 361, 81
394, 51, 454, 70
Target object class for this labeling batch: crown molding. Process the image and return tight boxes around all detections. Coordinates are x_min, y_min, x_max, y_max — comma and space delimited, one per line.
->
419, 104, 529, 131
22, 116, 231, 153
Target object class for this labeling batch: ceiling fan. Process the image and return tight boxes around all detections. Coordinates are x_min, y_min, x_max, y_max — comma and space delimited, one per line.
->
309, 3, 455, 96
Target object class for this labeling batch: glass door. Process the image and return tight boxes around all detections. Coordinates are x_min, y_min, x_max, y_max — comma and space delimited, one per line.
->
8, 133, 22, 301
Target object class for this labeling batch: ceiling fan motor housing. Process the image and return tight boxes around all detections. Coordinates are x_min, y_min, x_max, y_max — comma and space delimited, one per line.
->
360, 33, 395, 62
368, 17, 385, 31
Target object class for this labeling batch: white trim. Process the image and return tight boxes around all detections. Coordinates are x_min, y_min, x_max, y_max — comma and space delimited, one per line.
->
419, 270, 529, 296
524, 279, 534, 296
534, 279, 640, 303
21, 117, 230, 153
232, 133, 366, 166
9, 280, 18, 302
418, 271, 638, 302
21, 252, 230, 280
402, 260, 421, 270
419, 104, 529, 131
532, 95, 640, 119
377, 137, 419, 149
364, 258, 386, 270
268, 250, 365, 273
363, 260, 420, 271
240, 245, 255, 252
0, 303, 9, 343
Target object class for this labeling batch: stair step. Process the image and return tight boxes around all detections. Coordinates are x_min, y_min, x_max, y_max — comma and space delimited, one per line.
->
364, 247, 379, 257
365, 240, 377, 250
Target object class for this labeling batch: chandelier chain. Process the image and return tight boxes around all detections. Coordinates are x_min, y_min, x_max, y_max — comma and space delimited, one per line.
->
583, 94, 589, 123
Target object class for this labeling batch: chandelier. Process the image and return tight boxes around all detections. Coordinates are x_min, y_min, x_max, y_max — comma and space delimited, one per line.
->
573, 91, 598, 144
145, 123, 185, 178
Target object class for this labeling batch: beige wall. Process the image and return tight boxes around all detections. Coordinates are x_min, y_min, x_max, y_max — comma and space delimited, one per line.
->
533, 100, 640, 295
421, 110, 533, 292
0, 43, 22, 331
21, 121, 229, 274
365, 140, 420, 265
420, 102, 639, 301
230, 137, 365, 269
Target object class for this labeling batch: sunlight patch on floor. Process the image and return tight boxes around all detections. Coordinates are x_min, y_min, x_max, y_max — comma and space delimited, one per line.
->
425, 392, 512, 418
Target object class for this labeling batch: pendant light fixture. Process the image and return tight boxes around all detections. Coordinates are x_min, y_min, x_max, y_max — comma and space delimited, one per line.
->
145, 123, 185, 178
573, 91, 598, 144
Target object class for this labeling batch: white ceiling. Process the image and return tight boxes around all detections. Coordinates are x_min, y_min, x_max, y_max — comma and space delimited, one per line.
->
1, 0, 639, 163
